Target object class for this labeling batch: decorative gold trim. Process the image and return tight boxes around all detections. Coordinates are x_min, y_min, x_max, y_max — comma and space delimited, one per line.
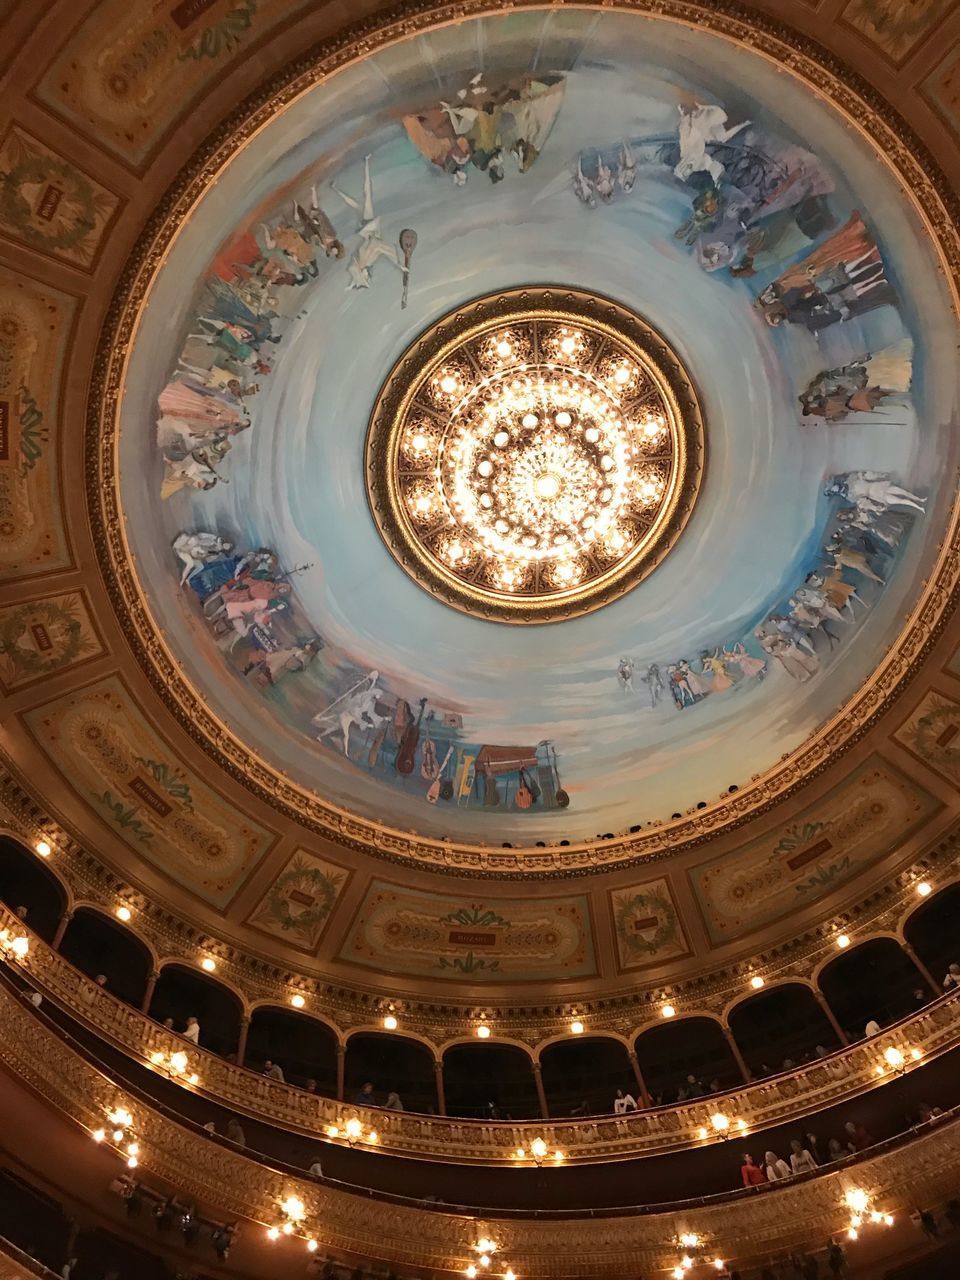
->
87, 0, 960, 875
4, 981, 960, 1274
366, 287, 704, 624
7, 900, 960, 1166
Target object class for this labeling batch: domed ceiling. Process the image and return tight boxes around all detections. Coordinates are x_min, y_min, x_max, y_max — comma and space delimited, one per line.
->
101, 4, 959, 859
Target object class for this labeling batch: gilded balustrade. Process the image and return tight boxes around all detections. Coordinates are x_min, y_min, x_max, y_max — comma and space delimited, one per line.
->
0, 1242, 52, 1280
3, 978, 960, 1276
4, 905, 960, 1165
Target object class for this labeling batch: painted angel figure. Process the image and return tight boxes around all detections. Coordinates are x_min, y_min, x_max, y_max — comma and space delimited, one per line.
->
674, 102, 750, 184
333, 155, 405, 290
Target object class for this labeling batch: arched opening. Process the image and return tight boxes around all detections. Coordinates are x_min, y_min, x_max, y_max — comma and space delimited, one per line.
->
442, 1042, 540, 1119
635, 1017, 741, 1103
245, 1006, 338, 1094
57, 907, 152, 1008
904, 882, 960, 990
819, 937, 929, 1038
728, 983, 841, 1077
0, 836, 66, 943
148, 964, 242, 1058
540, 1036, 634, 1116
344, 1032, 438, 1114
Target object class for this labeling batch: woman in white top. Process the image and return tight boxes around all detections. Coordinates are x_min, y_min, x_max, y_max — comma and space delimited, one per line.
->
764, 1150, 792, 1181
182, 1016, 200, 1044
789, 1140, 817, 1174
613, 1088, 637, 1114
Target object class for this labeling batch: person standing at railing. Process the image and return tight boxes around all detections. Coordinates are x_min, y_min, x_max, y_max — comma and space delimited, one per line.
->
740, 1153, 767, 1187
182, 1016, 200, 1044
613, 1088, 637, 1114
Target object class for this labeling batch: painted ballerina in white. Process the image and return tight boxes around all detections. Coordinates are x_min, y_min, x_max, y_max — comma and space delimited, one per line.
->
674, 102, 750, 184
334, 155, 405, 290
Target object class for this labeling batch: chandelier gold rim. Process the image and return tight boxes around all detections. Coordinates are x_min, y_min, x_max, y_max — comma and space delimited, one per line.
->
365, 287, 706, 624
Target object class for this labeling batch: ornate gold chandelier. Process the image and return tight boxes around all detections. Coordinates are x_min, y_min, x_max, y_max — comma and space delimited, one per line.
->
366, 289, 704, 623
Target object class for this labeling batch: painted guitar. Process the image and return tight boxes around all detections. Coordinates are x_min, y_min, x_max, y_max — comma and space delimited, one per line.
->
395, 697, 427, 775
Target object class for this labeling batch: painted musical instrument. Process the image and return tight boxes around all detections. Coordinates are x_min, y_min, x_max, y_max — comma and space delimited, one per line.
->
427, 744, 455, 804
395, 696, 427, 775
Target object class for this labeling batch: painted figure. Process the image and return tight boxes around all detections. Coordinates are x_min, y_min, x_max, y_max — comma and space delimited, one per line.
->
334, 155, 405, 290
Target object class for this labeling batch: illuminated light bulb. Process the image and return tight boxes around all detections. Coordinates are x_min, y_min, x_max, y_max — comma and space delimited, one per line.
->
307, 1240, 318, 1253
116, 905, 131, 922
326, 1125, 339, 1138
553, 1150, 564, 1163
127, 1143, 139, 1156
515, 1147, 525, 1159
290, 994, 305, 1009
883, 1047, 904, 1069
847, 1228, 858, 1241
845, 1189, 869, 1215
614, 366, 631, 384
92, 1129, 105, 1143
570, 1020, 584, 1035
440, 375, 457, 394
478, 459, 494, 477
681, 1258, 693, 1272
713, 1261, 725, 1272
11, 936, 29, 958
411, 433, 428, 451
505, 1271, 516, 1280
170, 1051, 188, 1074
836, 934, 850, 949
476, 1024, 491, 1038
496, 340, 512, 358
383, 1014, 398, 1030
345, 1118, 362, 1140
696, 1127, 708, 1141
555, 411, 572, 427
560, 336, 577, 355
201, 957, 216, 972
521, 413, 538, 429
35, 840, 51, 858
282, 1222, 294, 1236
126, 1156, 138, 1169
150, 1051, 164, 1065
367, 1131, 379, 1144
883, 1214, 894, 1226
661, 1004, 676, 1018
479, 1256, 490, 1268
736, 1119, 747, 1131
475, 1239, 495, 1255
530, 1137, 547, 1160
710, 1113, 729, 1132
679, 1234, 699, 1249
465, 1267, 478, 1278
113, 1129, 124, 1142
911, 1048, 922, 1061
917, 881, 932, 897
282, 1196, 305, 1221
870, 1211, 883, 1224
188, 1074, 199, 1086
583, 425, 600, 444
533, 473, 561, 500
673, 1269, 685, 1280
267, 1227, 280, 1241
750, 975, 765, 989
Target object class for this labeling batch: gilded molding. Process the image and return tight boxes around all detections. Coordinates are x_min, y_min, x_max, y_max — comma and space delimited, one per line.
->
3, 981, 960, 1274
7, 901, 960, 1166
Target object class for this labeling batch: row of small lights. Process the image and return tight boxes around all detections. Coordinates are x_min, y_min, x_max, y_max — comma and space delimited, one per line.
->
27, 840, 937, 1030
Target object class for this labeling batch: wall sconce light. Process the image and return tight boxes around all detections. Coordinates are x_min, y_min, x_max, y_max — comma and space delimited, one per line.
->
569, 1019, 585, 1035
836, 933, 850, 949
513, 1137, 564, 1166
116, 905, 132, 923
661, 1003, 676, 1018
325, 1116, 379, 1148
290, 994, 305, 1009
476, 1022, 491, 1038
916, 881, 932, 897
35, 840, 51, 858
750, 975, 765, 990
200, 956, 216, 972
383, 1013, 398, 1030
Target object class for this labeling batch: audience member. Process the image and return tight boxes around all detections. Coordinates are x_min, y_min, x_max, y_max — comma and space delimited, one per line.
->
353, 1081, 375, 1105
225, 1116, 246, 1146
864, 1019, 881, 1037
211, 1223, 236, 1261
385, 1090, 404, 1111
263, 1059, 285, 1082
763, 1150, 791, 1181
304, 1078, 318, 1093
827, 1137, 845, 1162
942, 963, 960, 991
826, 1239, 846, 1277
740, 1153, 767, 1187
162, 1017, 174, 1030
843, 1120, 872, 1152
918, 1208, 939, 1239
613, 1088, 637, 1114
309, 1157, 324, 1177
789, 1140, 817, 1174
182, 1016, 201, 1044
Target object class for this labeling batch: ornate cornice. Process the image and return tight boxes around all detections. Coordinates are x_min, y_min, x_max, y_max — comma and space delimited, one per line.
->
7, 901, 960, 1165
3, 979, 960, 1274
84, 0, 960, 877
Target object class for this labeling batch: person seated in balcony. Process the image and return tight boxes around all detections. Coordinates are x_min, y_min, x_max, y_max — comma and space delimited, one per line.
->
304, 1078, 318, 1093
182, 1015, 201, 1044
385, 1090, 404, 1111
942, 963, 960, 991
79, 973, 108, 1006
843, 1119, 872, 1152
308, 1154, 324, 1177
814, 1044, 829, 1058
263, 1059, 285, 1082
864, 1018, 881, 1037
740, 1152, 767, 1187
225, 1116, 246, 1146
805, 1131, 822, 1164
763, 1149, 792, 1181
683, 1073, 706, 1098
353, 1080, 376, 1105
781, 1056, 796, 1070
162, 1017, 174, 1030
789, 1139, 817, 1174
827, 1136, 846, 1162
917, 1102, 944, 1124
568, 1099, 590, 1116
613, 1087, 637, 1114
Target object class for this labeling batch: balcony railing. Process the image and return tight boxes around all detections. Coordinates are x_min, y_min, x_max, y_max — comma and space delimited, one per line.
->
3, 904, 959, 1165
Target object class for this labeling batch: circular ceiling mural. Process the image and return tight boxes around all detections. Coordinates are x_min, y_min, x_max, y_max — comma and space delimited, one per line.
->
365, 286, 704, 623
102, 4, 960, 859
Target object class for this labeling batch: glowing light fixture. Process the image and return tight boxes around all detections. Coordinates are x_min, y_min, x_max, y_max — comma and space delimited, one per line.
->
917, 881, 932, 897
710, 1113, 730, 1133
92, 1129, 106, 1143
290, 994, 305, 1009
570, 1019, 585, 1035
282, 1196, 305, 1222
679, 1234, 699, 1249
116, 905, 131, 922
266, 1227, 280, 1241
661, 1003, 676, 1019
200, 957, 216, 972
35, 840, 51, 858
836, 933, 850, 949
476, 1023, 491, 1039
307, 1240, 318, 1253
10, 935, 28, 959
383, 1014, 398, 1030
750, 975, 765, 989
